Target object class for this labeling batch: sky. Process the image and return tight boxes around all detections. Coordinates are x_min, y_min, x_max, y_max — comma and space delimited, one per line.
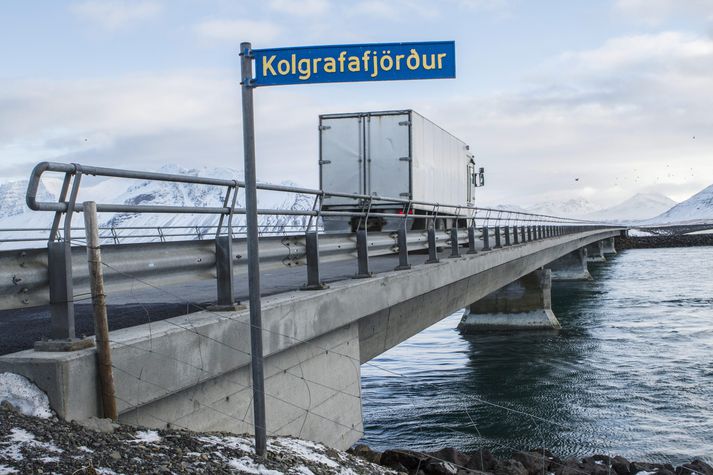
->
1, 0, 713, 207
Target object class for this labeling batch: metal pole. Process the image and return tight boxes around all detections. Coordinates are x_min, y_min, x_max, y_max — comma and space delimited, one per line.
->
83, 201, 118, 421
241, 41, 267, 457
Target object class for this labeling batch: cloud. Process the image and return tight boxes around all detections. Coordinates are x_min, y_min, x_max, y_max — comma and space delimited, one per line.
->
614, 0, 713, 25
193, 19, 281, 43
70, 0, 161, 30
425, 31, 713, 206
268, 0, 330, 16
0, 71, 322, 186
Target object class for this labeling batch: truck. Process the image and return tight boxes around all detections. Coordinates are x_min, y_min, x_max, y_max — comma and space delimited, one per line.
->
319, 109, 484, 232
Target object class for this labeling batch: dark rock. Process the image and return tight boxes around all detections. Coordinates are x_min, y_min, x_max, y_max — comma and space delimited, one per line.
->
348, 443, 382, 465
677, 461, 713, 475
494, 459, 528, 475
555, 458, 586, 475
631, 462, 676, 475
611, 456, 631, 475
382, 449, 431, 471
0, 400, 17, 412
513, 451, 550, 475
429, 448, 472, 469
424, 459, 459, 475
466, 448, 499, 472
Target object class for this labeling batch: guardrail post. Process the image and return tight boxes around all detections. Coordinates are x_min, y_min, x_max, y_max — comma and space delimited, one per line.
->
513, 225, 519, 244
426, 227, 440, 263
527, 226, 532, 241
395, 221, 411, 270
354, 229, 372, 277
482, 226, 490, 251
449, 226, 461, 258
215, 235, 235, 305
494, 226, 502, 248
303, 231, 328, 289
47, 241, 75, 340
504, 226, 511, 246
467, 225, 477, 254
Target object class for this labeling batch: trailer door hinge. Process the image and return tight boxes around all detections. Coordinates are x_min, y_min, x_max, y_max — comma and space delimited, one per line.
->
399, 157, 411, 162
398, 121, 411, 126
319, 125, 331, 131
319, 160, 331, 165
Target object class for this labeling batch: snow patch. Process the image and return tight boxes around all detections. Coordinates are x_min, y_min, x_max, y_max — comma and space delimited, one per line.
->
0, 428, 62, 462
129, 430, 161, 444
271, 438, 339, 469
228, 456, 284, 475
196, 434, 254, 453
0, 373, 53, 419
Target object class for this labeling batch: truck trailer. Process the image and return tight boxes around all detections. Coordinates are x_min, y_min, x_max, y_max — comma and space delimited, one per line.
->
319, 109, 484, 232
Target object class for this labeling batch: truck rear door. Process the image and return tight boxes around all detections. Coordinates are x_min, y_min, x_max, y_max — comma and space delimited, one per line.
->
366, 113, 410, 200
320, 115, 364, 205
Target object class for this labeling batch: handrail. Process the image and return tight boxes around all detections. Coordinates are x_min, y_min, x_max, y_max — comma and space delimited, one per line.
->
26, 161, 604, 225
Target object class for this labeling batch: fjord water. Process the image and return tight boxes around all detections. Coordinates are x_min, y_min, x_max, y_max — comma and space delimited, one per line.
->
360, 247, 713, 464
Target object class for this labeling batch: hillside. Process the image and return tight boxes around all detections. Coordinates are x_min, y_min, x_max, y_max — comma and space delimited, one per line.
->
584, 193, 677, 222
645, 184, 713, 224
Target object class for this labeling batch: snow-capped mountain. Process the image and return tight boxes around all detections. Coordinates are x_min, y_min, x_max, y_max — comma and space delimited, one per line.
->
0, 165, 313, 249
0, 180, 54, 219
644, 184, 713, 224
525, 198, 600, 218
584, 193, 677, 223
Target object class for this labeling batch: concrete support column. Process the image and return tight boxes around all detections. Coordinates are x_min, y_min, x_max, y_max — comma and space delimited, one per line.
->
585, 241, 606, 262
601, 237, 617, 255
546, 248, 592, 281
458, 269, 561, 332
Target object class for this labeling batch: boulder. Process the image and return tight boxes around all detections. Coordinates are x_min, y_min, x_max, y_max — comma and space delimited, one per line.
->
429, 448, 472, 469
382, 449, 431, 471
631, 462, 675, 475
676, 461, 713, 475
494, 459, 528, 475
348, 444, 382, 465
466, 448, 499, 472
611, 456, 631, 475
513, 451, 550, 475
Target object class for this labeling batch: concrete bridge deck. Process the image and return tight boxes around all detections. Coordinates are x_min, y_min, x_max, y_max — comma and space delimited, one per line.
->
0, 227, 621, 449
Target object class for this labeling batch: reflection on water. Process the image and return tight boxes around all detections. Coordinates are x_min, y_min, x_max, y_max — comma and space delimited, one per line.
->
361, 247, 713, 464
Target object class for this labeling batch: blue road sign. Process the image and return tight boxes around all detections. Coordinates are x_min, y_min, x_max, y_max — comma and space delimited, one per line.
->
251, 41, 455, 87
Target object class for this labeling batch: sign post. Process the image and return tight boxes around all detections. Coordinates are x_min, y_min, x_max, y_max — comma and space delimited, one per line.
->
240, 42, 268, 457
238, 40, 455, 457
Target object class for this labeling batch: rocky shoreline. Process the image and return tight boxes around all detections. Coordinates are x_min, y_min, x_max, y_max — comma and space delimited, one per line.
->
616, 234, 713, 249
348, 444, 713, 475
1, 402, 710, 475
0, 404, 392, 474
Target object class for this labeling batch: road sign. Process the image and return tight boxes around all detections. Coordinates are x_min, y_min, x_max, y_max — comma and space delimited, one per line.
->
251, 41, 456, 87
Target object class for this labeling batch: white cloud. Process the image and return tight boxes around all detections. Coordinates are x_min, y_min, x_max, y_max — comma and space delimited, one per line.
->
0, 72, 322, 185
70, 0, 161, 30
614, 0, 713, 25
268, 0, 330, 16
193, 19, 281, 43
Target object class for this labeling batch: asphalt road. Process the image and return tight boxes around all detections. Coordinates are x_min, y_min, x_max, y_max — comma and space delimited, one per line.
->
0, 250, 448, 355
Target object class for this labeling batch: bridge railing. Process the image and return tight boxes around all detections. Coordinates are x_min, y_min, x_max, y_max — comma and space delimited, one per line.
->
4, 161, 621, 341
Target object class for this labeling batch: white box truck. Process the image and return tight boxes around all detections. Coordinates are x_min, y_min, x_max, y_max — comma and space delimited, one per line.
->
319, 110, 484, 232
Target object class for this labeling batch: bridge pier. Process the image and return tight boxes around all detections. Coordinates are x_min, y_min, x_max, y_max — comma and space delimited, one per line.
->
458, 269, 561, 332
546, 248, 592, 281
601, 237, 617, 255
585, 241, 606, 262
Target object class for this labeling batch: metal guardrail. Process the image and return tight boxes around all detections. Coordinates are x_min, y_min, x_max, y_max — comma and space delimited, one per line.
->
3, 161, 620, 342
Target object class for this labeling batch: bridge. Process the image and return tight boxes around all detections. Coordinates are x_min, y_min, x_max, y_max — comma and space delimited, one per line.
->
0, 162, 624, 450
